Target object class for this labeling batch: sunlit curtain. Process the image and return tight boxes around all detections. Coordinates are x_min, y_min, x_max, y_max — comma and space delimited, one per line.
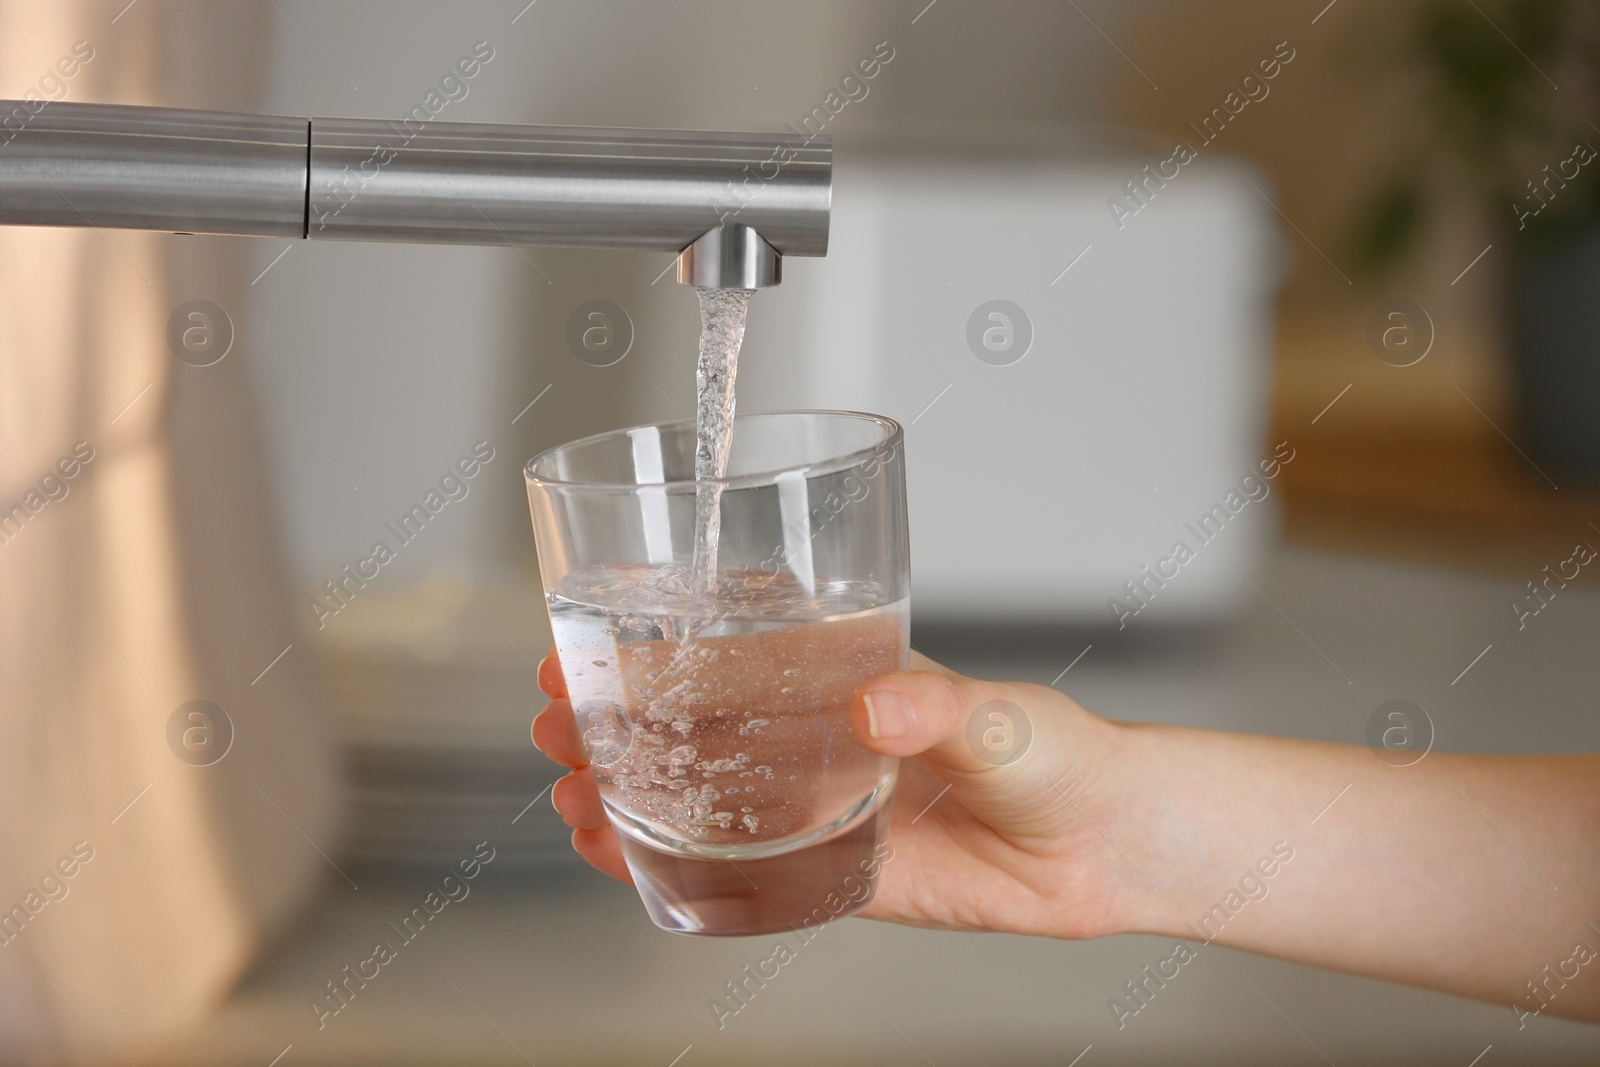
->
0, 2, 339, 1062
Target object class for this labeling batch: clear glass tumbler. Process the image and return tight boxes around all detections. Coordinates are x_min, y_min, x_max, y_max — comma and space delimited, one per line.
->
525, 410, 909, 936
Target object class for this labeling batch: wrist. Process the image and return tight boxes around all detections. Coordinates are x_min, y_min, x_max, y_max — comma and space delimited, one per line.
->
1060, 719, 1221, 942
1089, 721, 1315, 944
1024, 710, 1182, 942
1080, 718, 1176, 939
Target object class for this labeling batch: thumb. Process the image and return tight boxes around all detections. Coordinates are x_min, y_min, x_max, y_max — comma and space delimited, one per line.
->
849, 657, 1108, 839
849, 658, 1037, 779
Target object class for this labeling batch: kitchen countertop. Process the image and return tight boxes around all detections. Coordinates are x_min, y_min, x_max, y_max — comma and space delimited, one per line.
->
155, 546, 1600, 1066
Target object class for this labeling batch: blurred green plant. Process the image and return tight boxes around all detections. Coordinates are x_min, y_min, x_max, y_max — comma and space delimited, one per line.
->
1354, 0, 1600, 274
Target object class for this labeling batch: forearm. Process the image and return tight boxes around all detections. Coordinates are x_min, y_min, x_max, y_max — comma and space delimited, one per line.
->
1100, 721, 1600, 1019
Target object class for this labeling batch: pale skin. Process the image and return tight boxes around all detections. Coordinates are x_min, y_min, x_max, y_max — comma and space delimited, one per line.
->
533, 649, 1600, 1023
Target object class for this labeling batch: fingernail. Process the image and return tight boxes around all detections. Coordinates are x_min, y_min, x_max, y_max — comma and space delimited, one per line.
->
863, 691, 910, 740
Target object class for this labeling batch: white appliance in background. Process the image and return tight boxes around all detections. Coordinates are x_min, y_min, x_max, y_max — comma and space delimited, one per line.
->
729, 122, 1287, 627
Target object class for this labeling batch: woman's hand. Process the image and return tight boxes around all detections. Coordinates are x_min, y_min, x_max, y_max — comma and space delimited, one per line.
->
532, 644, 1600, 1019
531, 648, 1144, 941
842, 653, 1146, 939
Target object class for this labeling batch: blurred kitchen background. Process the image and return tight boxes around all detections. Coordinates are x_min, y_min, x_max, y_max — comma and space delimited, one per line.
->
3, 0, 1599, 1064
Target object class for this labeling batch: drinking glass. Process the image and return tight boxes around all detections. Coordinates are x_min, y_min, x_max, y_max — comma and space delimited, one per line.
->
525, 410, 909, 936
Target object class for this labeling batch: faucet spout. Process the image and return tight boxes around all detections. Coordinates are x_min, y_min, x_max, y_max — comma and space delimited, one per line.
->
676, 224, 780, 289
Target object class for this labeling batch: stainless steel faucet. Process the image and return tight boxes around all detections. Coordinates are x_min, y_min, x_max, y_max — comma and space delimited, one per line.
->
0, 101, 831, 288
